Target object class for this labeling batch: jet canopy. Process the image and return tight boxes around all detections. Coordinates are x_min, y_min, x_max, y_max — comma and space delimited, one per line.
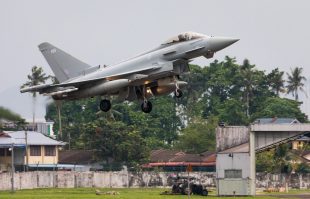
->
162, 32, 207, 45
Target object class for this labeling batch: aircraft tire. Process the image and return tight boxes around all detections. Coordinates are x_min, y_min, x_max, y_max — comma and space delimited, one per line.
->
174, 89, 183, 98
141, 101, 152, 113
100, 99, 111, 112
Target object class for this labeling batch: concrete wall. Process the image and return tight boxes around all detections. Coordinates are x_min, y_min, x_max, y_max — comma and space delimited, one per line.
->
216, 153, 250, 179
0, 171, 309, 191
216, 126, 249, 152
256, 173, 310, 189
0, 171, 216, 190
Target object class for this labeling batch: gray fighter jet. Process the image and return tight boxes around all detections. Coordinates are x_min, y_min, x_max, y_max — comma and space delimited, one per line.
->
21, 32, 238, 113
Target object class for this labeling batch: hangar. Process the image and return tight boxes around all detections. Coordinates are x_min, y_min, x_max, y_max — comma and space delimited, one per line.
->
216, 118, 310, 196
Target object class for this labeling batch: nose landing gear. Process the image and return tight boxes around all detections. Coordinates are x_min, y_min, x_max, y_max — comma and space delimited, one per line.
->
174, 78, 183, 98
99, 99, 111, 112
174, 89, 183, 98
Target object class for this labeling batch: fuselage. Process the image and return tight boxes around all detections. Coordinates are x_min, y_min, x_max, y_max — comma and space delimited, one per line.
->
52, 32, 238, 100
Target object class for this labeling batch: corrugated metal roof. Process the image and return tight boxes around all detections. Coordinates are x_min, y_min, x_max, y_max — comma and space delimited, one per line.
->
254, 118, 299, 124
218, 142, 249, 153
59, 150, 94, 164
0, 131, 65, 146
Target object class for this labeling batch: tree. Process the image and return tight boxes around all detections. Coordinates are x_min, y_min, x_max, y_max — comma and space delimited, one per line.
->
239, 59, 257, 118
21, 66, 50, 126
94, 120, 149, 168
176, 117, 218, 153
286, 67, 307, 101
256, 150, 275, 173
217, 99, 249, 125
251, 97, 308, 122
267, 68, 285, 96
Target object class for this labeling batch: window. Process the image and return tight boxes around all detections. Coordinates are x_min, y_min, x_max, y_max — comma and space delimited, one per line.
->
0, 148, 5, 156
6, 148, 11, 156
224, 169, 242, 178
45, 146, 56, 156
30, 146, 41, 156
162, 32, 207, 45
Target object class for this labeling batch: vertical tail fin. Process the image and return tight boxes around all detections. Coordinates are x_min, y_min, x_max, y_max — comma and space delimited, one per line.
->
38, 42, 91, 82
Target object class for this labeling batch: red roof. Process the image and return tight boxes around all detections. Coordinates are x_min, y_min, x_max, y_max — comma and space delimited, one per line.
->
144, 149, 216, 167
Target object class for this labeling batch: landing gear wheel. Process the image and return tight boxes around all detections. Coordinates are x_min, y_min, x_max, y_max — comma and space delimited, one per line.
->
174, 89, 183, 98
99, 99, 111, 112
141, 101, 152, 113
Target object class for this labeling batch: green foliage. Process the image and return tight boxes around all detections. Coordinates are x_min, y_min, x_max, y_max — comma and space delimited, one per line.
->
256, 150, 275, 173
267, 68, 285, 96
21, 66, 50, 97
296, 162, 310, 173
286, 67, 307, 101
251, 97, 307, 122
217, 99, 249, 125
0, 106, 25, 130
0, 106, 24, 122
257, 143, 310, 174
175, 117, 218, 153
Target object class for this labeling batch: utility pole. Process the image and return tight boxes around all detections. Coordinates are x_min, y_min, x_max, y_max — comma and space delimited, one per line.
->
11, 143, 15, 193
25, 128, 29, 171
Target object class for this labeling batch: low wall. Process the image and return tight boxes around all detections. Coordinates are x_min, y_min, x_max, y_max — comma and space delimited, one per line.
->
256, 173, 310, 189
0, 171, 309, 191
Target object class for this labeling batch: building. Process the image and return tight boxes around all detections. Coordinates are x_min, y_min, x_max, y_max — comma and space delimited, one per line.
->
254, 117, 300, 125
301, 150, 310, 162
143, 149, 216, 172
1, 119, 56, 137
292, 136, 310, 150
25, 119, 56, 137
58, 150, 101, 171
0, 131, 65, 171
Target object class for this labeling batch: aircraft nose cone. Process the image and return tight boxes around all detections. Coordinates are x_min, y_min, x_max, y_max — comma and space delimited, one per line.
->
208, 37, 239, 51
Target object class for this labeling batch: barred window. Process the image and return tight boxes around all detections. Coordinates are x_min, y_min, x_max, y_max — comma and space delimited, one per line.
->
30, 146, 41, 156
224, 169, 242, 178
45, 146, 56, 156
0, 148, 5, 156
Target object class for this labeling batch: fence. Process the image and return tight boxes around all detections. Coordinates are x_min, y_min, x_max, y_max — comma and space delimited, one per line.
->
0, 171, 309, 190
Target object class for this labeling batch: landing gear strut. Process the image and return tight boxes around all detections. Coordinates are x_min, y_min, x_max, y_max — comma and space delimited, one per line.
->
99, 99, 111, 112
141, 100, 152, 113
174, 89, 183, 98
173, 76, 183, 98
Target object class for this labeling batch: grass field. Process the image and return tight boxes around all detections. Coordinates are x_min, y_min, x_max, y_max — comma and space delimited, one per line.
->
0, 188, 309, 199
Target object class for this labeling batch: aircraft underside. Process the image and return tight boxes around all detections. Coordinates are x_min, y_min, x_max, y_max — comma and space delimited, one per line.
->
53, 75, 186, 113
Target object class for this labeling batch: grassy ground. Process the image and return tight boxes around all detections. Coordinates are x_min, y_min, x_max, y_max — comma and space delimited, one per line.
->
0, 188, 309, 199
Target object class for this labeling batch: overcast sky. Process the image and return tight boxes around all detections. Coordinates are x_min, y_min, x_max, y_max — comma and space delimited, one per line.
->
1, 0, 310, 120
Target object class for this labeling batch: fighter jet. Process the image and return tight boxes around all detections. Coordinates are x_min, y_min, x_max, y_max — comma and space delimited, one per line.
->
20, 32, 238, 113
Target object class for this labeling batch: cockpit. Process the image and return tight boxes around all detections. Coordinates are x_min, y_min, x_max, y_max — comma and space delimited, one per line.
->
162, 32, 207, 45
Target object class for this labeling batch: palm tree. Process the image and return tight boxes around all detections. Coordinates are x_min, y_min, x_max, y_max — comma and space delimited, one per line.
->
21, 66, 50, 128
286, 67, 307, 101
240, 59, 255, 118
48, 76, 64, 139
267, 68, 285, 96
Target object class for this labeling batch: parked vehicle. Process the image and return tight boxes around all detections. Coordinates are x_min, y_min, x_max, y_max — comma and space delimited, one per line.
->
171, 176, 208, 196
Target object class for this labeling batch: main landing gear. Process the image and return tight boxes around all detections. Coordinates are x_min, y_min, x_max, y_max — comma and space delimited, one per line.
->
141, 100, 152, 113
99, 99, 111, 112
